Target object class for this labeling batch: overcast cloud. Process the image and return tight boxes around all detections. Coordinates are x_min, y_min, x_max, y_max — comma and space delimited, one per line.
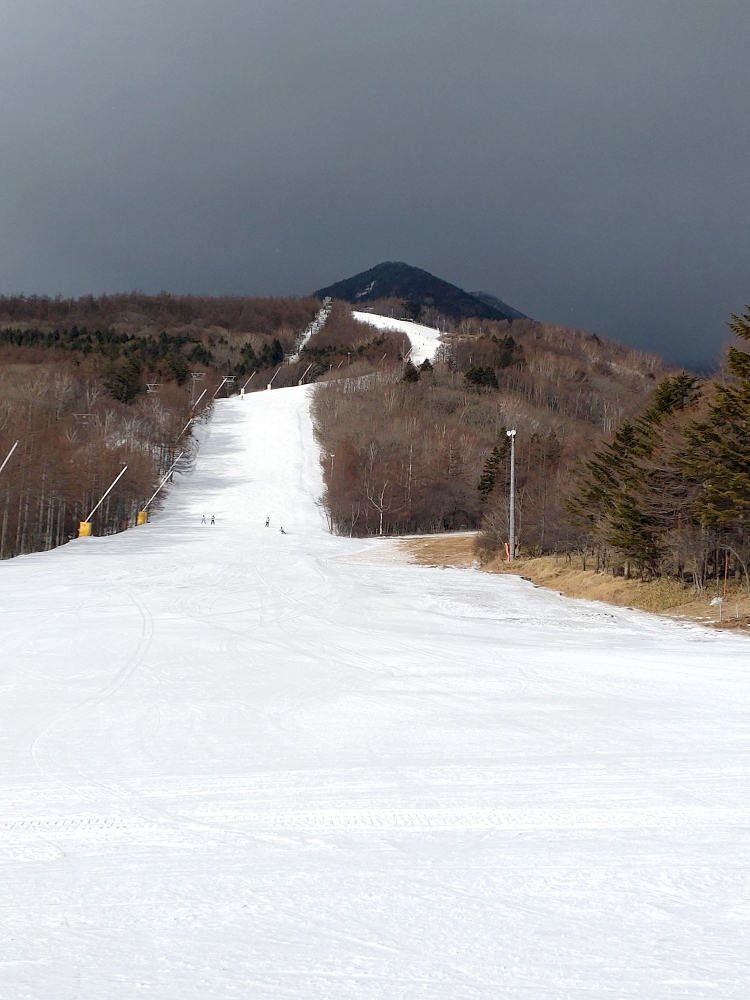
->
1, 0, 749, 367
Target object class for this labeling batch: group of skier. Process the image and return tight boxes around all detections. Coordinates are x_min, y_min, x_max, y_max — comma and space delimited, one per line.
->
201, 514, 285, 533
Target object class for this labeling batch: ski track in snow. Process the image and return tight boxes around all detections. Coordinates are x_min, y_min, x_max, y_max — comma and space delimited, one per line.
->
351, 312, 444, 364
1, 386, 750, 998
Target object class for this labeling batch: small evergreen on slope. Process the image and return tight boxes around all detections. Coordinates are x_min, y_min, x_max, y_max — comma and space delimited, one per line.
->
567, 372, 700, 574
402, 360, 420, 383
477, 443, 508, 501
682, 309, 750, 527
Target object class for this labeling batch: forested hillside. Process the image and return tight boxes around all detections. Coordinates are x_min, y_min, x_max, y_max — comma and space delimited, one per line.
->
568, 308, 750, 589
301, 301, 410, 374
0, 293, 320, 384
0, 363, 198, 556
309, 294, 750, 596
0, 292, 319, 557
10, 287, 748, 592
313, 312, 668, 541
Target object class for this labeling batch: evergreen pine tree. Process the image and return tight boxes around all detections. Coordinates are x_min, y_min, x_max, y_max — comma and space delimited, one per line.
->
465, 366, 498, 389
403, 360, 420, 383
168, 352, 190, 385
106, 357, 143, 402
498, 335, 516, 368
567, 373, 700, 572
477, 441, 508, 500
271, 338, 284, 365
683, 309, 750, 527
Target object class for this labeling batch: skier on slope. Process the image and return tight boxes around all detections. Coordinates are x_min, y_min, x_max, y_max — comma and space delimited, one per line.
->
279, 526, 286, 534
210, 514, 216, 525
201, 514, 206, 524
265, 517, 269, 527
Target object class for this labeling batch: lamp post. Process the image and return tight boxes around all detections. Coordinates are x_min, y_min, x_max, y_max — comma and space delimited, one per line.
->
507, 428, 516, 562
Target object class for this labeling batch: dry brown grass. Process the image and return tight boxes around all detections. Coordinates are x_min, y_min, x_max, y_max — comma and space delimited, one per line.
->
398, 533, 478, 568
483, 553, 691, 613
398, 534, 750, 630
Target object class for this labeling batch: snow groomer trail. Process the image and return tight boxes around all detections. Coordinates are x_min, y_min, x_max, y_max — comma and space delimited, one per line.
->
2, 385, 750, 999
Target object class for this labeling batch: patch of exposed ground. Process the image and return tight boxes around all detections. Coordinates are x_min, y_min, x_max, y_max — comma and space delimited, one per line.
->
397, 533, 478, 569
397, 534, 750, 631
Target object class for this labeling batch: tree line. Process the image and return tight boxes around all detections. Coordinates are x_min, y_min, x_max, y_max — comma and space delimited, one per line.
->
0, 360, 201, 558
0, 292, 319, 337
566, 309, 750, 588
0, 292, 324, 557
313, 315, 665, 540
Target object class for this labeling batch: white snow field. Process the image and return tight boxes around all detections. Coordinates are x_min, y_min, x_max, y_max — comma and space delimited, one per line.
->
2, 385, 750, 999
352, 311, 444, 364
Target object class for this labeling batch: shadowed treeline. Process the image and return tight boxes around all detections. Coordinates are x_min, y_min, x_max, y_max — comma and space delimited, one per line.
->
0, 292, 322, 556
566, 308, 750, 589
0, 363, 199, 556
313, 316, 668, 541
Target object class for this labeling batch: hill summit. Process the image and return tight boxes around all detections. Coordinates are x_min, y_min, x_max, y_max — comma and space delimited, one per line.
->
315, 261, 526, 323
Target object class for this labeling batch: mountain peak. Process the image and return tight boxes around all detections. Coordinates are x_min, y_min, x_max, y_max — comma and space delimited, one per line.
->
315, 262, 526, 323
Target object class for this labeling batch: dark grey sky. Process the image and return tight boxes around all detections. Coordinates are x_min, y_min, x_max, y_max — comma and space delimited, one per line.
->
2, 1, 749, 368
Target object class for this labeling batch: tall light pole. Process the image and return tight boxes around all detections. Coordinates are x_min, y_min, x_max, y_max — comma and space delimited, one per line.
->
507, 428, 516, 562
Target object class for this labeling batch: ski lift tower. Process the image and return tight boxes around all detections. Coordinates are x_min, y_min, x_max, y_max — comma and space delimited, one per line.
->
190, 372, 205, 405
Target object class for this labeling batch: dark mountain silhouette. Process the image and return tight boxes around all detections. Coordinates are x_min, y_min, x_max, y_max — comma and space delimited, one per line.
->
469, 290, 526, 322
315, 261, 527, 323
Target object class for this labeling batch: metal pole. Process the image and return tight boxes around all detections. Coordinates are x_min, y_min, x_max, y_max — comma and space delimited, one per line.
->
267, 366, 282, 390
191, 387, 208, 410
85, 465, 128, 522
298, 363, 313, 385
177, 417, 194, 439
143, 452, 185, 511
241, 372, 256, 392
212, 377, 228, 400
507, 428, 516, 562
0, 440, 19, 478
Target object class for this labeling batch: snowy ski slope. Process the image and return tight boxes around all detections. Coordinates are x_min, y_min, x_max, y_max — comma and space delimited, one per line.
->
352, 311, 444, 364
2, 385, 750, 998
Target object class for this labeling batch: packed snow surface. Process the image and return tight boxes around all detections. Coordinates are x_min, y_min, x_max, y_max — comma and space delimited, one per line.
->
2, 385, 750, 998
352, 311, 444, 364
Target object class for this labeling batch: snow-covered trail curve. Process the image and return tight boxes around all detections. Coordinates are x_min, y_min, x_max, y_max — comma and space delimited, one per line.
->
2, 386, 750, 999
352, 311, 445, 364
